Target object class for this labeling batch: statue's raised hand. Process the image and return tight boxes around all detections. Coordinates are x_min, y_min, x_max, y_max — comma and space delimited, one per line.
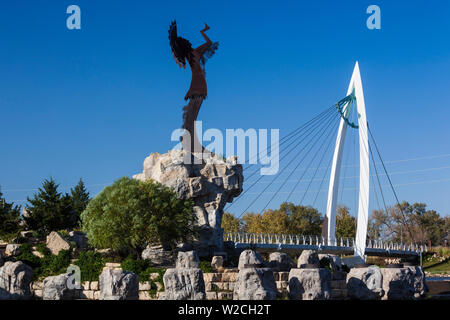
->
202, 23, 210, 32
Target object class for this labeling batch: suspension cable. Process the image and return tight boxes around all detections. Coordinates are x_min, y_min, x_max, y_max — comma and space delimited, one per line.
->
225, 108, 337, 212
367, 124, 413, 242
263, 113, 339, 211
238, 111, 339, 218
242, 106, 335, 171
287, 117, 341, 204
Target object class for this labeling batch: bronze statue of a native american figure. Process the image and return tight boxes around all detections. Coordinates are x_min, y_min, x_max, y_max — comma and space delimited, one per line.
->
169, 21, 219, 153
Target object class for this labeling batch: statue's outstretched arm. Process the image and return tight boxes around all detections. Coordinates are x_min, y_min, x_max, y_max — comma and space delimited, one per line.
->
196, 24, 212, 54
200, 23, 212, 44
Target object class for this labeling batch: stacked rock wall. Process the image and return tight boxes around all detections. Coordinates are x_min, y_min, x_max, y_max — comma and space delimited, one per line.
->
32, 263, 163, 300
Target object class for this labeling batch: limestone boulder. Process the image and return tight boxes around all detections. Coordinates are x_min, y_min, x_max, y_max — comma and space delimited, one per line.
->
297, 250, 320, 268
133, 149, 244, 255
68, 231, 88, 250
161, 250, 205, 300
99, 268, 139, 300
0, 261, 33, 300
141, 244, 175, 266
406, 266, 428, 298
46, 231, 71, 255
234, 268, 277, 300
176, 251, 200, 269
42, 273, 76, 300
162, 268, 206, 300
268, 252, 295, 272
238, 250, 264, 270
381, 266, 427, 300
5, 244, 21, 256
346, 266, 384, 300
288, 268, 332, 300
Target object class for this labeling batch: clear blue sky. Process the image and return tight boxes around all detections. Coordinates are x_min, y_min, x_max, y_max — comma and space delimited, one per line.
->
1, 1, 449, 217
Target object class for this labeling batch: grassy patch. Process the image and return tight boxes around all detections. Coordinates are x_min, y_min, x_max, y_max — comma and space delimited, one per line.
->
423, 247, 450, 274
423, 259, 450, 274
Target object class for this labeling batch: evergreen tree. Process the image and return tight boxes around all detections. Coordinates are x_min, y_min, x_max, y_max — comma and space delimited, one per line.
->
0, 188, 21, 241
24, 178, 75, 236
70, 179, 90, 226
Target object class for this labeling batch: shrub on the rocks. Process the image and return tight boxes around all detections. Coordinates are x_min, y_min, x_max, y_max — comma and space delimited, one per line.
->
121, 255, 152, 280
200, 260, 213, 273
149, 267, 166, 291
16, 243, 42, 271
80, 177, 197, 257
120, 255, 165, 293
43, 249, 71, 276
16, 243, 72, 280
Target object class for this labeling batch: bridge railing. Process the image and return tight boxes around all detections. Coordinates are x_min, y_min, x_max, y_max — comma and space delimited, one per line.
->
366, 239, 427, 253
224, 232, 354, 248
224, 232, 427, 253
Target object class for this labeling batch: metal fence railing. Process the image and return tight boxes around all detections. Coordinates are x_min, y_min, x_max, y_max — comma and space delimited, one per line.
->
224, 232, 427, 254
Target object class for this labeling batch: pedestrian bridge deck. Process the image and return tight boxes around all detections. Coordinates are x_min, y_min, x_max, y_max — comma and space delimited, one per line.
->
224, 232, 427, 257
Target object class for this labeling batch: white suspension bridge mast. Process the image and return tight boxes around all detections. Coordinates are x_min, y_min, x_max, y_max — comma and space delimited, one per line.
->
325, 61, 370, 261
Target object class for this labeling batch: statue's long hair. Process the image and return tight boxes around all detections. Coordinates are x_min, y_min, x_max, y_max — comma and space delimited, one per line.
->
168, 21, 193, 68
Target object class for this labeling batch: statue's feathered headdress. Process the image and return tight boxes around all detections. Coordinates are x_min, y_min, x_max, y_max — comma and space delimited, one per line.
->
168, 20, 193, 68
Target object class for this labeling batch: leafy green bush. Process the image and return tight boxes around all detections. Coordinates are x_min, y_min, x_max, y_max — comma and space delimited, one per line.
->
73, 251, 105, 281
148, 267, 166, 293
81, 177, 197, 257
120, 255, 153, 281
57, 230, 70, 240
35, 242, 50, 256
16, 243, 72, 280
120, 256, 166, 294
200, 260, 213, 273
42, 250, 71, 276
17, 243, 42, 271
